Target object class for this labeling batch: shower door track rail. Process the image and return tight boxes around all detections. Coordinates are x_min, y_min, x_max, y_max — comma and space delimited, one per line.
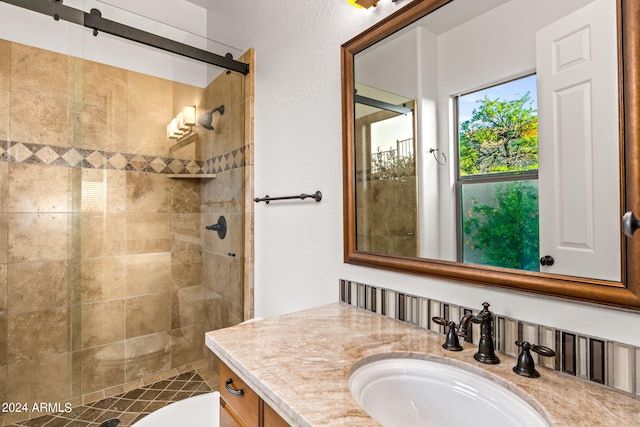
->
0, 0, 250, 75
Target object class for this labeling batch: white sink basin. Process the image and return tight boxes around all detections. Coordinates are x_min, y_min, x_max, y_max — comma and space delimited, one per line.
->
348, 357, 550, 427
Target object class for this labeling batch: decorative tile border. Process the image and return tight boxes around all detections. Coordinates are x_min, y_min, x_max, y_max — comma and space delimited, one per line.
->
0, 139, 245, 175
202, 146, 246, 174
339, 279, 640, 397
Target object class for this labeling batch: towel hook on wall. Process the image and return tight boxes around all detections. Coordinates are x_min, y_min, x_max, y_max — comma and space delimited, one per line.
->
429, 148, 447, 165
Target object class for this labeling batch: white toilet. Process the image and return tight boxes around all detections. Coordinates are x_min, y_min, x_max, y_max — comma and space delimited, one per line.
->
132, 319, 263, 427
131, 391, 220, 427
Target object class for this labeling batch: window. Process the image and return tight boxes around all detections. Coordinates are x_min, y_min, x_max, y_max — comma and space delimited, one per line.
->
456, 75, 540, 271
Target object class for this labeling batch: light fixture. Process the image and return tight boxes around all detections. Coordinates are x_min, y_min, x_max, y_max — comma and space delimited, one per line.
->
347, 0, 380, 9
167, 106, 196, 140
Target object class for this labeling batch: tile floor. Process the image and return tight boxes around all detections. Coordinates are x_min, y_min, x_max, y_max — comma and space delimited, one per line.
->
8, 371, 217, 427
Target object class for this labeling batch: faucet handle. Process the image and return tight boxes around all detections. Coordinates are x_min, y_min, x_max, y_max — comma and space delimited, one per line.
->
513, 341, 556, 378
432, 317, 464, 351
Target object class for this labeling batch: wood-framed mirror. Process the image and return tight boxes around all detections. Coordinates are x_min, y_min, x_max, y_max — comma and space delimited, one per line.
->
342, 0, 640, 310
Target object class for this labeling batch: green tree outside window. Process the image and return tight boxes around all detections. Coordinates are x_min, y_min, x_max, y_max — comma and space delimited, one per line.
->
460, 93, 538, 175
459, 89, 540, 271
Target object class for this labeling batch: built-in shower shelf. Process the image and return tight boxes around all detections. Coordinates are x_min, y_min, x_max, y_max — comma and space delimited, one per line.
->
167, 174, 217, 179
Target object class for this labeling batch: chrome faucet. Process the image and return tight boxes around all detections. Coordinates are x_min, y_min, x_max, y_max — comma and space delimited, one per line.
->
459, 302, 500, 365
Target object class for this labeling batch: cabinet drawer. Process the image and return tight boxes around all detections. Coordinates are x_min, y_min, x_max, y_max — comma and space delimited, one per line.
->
263, 402, 289, 427
220, 362, 260, 427
220, 400, 244, 427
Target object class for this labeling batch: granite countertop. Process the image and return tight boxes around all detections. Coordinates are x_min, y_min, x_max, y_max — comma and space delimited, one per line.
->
205, 303, 640, 426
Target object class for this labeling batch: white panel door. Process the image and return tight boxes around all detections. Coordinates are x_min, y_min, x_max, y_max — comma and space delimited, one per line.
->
536, 0, 620, 281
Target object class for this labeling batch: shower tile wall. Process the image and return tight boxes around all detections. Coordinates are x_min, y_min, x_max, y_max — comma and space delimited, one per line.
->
200, 52, 248, 335
0, 39, 248, 424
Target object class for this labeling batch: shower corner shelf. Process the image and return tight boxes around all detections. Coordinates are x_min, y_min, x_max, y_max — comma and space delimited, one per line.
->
167, 174, 217, 179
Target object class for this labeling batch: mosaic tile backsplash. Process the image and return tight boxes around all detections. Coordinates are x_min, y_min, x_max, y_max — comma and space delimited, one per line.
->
339, 279, 640, 397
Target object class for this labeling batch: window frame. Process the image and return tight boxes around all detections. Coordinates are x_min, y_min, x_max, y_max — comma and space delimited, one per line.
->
453, 75, 540, 264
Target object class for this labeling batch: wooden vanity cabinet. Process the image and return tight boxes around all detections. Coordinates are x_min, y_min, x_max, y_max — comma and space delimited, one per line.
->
219, 362, 289, 427
262, 403, 289, 427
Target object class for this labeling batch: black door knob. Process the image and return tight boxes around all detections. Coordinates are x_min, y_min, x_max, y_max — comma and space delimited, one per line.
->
540, 255, 554, 266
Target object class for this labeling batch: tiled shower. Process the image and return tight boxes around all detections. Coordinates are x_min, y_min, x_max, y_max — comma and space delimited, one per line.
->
0, 39, 254, 425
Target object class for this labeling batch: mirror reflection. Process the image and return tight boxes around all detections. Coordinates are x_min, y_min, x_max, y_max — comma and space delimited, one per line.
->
353, 0, 621, 282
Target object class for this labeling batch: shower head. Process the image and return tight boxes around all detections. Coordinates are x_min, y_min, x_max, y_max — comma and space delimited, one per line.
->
197, 105, 225, 130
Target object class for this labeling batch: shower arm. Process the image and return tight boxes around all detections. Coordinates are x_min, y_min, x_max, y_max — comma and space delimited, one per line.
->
0, 0, 249, 75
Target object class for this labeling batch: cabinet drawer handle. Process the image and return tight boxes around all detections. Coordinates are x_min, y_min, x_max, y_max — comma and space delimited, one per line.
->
225, 378, 245, 396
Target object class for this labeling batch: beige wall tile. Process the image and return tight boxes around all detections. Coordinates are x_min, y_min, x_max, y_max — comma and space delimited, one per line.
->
8, 213, 68, 262
10, 44, 71, 147
0, 88, 8, 142
11, 43, 69, 92
203, 291, 243, 332
170, 135, 200, 161
79, 60, 128, 153
0, 162, 7, 212
125, 332, 171, 382
203, 70, 244, 156
10, 86, 70, 147
125, 252, 171, 297
69, 304, 81, 355
8, 163, 70, 213
72, 256, 126, 304
0, 313, 6, 366
0, 40, 9, 90
229, 168, 244, 212
171, 286, 205, 330
229, 254, 244, 304
0, 263, 6, 312
7, 354, 70, 403
80, 342, 125, 394
0, 165, 6, 264
81, 300, 125, 349
171, 213, 201, 252
126, 213, 170, 254
202, 253, 242, 306
126, 72, 172, 157
170, 178, 201, 213
7, 308, 67, 364
75, 213, 127, 258
201, 251, 216, 293
171, 251, 202, 290
227, 213, 244, 256
7, 260, 68, 313
126, 172, 170, 213
79, 169, 127, 213
171, 325, 205, 368
0, 213, 7, 264
126, 292, 171, 339
202, 170, 229, 212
